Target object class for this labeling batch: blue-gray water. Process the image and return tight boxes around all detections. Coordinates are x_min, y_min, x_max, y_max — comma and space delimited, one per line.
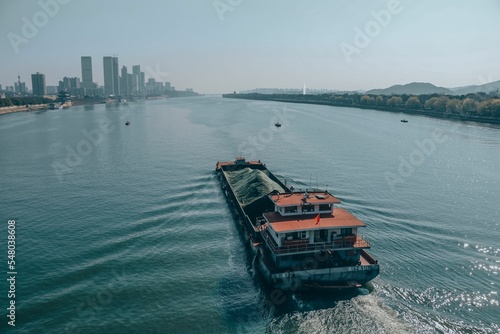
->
0, 97, 498, 333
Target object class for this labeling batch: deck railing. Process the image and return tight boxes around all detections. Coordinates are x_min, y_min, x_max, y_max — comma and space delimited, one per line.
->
262, 230, 371, 255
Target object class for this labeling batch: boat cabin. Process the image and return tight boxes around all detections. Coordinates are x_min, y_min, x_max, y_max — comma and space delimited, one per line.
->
260, 191, 372, 269
270, 191, 341, 216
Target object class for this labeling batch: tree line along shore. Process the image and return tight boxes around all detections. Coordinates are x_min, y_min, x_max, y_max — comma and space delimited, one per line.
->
0, 97, 53, 115
0, 96, 53, 108
223, 92, 500, 124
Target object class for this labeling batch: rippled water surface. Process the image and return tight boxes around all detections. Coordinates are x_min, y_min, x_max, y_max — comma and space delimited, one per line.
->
0, 97, 498, 333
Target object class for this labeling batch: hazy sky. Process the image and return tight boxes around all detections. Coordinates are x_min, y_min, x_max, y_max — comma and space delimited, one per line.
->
1, 0, 499, 93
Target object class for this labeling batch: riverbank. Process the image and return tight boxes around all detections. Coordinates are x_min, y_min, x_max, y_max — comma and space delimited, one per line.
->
1, 94, 203, 117
223, 94, 500, 125
0, 104, 49, 115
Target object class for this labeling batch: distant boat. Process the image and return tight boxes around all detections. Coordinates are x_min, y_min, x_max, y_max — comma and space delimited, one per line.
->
275, 122, 281, 127
49, 102, 63, 110
401, 119, 408, 123
125, 121, 130, 126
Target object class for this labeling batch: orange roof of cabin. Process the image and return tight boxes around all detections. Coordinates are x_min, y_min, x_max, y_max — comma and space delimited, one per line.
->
270, 192, 341, 206
263, 208, 366, 233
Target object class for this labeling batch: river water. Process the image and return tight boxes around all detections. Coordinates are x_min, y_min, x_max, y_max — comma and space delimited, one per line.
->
0, 97, 498, 333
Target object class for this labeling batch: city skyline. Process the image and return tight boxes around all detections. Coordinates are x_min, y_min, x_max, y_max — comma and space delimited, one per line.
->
1, 55, 174, 97
1, 0, 500, 94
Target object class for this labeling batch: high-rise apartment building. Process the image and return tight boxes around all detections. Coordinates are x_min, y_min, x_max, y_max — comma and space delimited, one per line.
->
59, 77, 80, 91
132, 65, 145, 96
81, 56, 93, 90
31, 72, 46, 96
120, 66, 129, 96
129, 72, 138, 95
103, 56, 119, 96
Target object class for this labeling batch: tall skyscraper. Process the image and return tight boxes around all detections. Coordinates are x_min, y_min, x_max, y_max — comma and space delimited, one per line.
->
120, 66, 129, 96
127, 73, 133, 97
31, 72, 46, 96
132, 65, 140, 75
81, 56, 93, 90
140, 72, 145, 94
103, 56, 119, 96
132, 65, 145, 96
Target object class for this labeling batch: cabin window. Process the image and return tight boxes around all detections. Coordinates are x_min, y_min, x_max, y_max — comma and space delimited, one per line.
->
302, 204, 315, 212
314, 230, 328, 242
284, 206, 298, 213
319, 204, 332, 211
284, 232, 308, 241
341, 228, 352, 236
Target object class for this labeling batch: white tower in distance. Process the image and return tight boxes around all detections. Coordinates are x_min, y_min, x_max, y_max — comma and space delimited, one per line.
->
303, 83, 306, 95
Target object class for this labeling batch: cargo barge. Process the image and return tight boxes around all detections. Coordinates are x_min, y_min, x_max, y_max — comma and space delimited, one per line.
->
216, 157, 379, 291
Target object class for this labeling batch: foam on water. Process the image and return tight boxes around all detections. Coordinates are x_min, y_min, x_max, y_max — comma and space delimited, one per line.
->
267, 294, 412, 334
